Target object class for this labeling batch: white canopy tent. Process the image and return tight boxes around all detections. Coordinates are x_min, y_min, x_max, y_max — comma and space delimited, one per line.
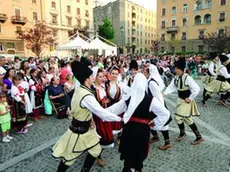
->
56, 35, 90, 50
88, 36, 117, 56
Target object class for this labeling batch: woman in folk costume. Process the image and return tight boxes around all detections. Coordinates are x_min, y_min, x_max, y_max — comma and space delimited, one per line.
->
107, 73, 170, 172
105, 66, 123, 134
164, 58, 204, 145
91, 67, 114, 167
29, 69, 43, 121
127, 60, 138, 87
11, 75, 32, 134
203, 54, 230, 106
203, 52, 219, 86
52, 61, 121, 172
143, 64, 172, 150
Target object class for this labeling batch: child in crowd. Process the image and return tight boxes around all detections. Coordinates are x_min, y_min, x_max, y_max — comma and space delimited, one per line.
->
0, 92, 13, 143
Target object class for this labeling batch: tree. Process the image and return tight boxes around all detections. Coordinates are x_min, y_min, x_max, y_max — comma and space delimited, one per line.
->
200, 30, 230, 53
98, 18, 115, 42
16, 21, 55, 57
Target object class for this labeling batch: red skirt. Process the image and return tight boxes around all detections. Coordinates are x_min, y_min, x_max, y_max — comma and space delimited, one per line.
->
93, 115, 114, 146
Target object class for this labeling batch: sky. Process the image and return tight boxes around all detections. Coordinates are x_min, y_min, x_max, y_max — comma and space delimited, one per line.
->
97, 0, 157, 12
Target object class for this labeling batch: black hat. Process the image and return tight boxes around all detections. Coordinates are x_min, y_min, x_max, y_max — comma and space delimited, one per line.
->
219, 54, 229, 63
209, 52, 218, 60
71, 61, 93, 84
174, 58, 186, 71
80, 57, 92, 67
129, 60, 138, 70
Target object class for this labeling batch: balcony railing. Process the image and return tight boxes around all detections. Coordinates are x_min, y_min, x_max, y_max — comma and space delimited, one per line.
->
0, 13, 8, 23
11, 16, 27, 25
194, 4, 212, 11
166, 26, 179, 33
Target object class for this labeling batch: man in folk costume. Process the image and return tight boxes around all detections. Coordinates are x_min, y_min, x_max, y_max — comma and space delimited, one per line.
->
203, 54, 230, 106
127, 60, 138, 87
143, 64, 172, 150
52, 61, 121, 172
164, 58, 204, 145
107, 73, 170, 172
203, 52, 219, 86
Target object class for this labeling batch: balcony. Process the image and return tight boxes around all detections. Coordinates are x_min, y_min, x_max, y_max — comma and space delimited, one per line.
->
0, 13, 8, 23
132, 34, 136, 38
166, 26, 179, 33
74, 25, 89, 32
11, 16, 27, 25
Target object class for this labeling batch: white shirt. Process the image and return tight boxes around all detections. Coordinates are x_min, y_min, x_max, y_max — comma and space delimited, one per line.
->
219, 65, 230, 79
81, 95, 121, 122
164, 75, 200, 100
147, 78, 164, 105
208, 61, 217, 77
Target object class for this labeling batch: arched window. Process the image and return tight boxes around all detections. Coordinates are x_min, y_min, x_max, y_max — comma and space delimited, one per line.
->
204, 14, 211, 24
194, 15, 202, 25
195, 0, 202, 10
182, 18, 187, 26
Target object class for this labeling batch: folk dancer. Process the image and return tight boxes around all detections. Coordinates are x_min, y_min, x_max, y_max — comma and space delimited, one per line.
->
143, 64, 172, 150
127, 60, 138, 87
107, 73, 170, 172
164, 58, 204, 145
203, 54, 230, 106
52, 61, 121, 172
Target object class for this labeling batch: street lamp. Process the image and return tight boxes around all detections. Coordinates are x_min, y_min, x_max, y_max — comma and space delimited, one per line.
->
120, 25, 124, 54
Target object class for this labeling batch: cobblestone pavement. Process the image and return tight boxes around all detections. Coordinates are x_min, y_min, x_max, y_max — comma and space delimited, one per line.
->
1, 79, 230, 172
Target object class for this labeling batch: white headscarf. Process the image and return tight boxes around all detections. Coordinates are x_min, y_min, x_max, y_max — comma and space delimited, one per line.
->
91, 67, 99, 79
123, 73, 147, 124
149, 64, 165, 91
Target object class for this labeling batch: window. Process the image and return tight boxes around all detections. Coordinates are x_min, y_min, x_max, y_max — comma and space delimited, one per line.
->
85, 10, 89, 17
198, 45, 204, 52
218, 29, 225, 36
181, 46, 186, 52
194, 15, 201, 25
219, 13, 225, 22
140, 32, 142, 36
171, 33, 175, 40
77, 0, 80, 2
204, 14, 211, 24
161, 21, 165, 28
162, 8, 166, 16
182, 4, 188, 13
172, 6, 176, 14
182, 18, 187, 26
32, 0, 37, 4
77, 19, 81, 27
33, 12, 38, 20
53, 30, 57, 37
220, 0, 226, 5
199, 30, 204, 39
162, 0, 166, 3
67, 18, 71, 26
0, 24, 2, 33
16, 26, 22, 32
52, 15, 57, 24
7, 43, 15, 48
0, 45, 3, 52
67, 5, 71, 13
172, 19, 176, 26
145, 40, 147, 44
77, 8, 80, 15
206, 0, 212, 8
195, 1, 202, 10
51, 1, 56, 9
15, 9, 21, 18
161, 34, 165, 41
85, 0, 88, 5
181, 32, 186, 40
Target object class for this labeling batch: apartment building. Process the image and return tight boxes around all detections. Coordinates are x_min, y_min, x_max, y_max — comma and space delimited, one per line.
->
0, 0, 94, 57
94, 0, 156, 54
157, 0, 230, 53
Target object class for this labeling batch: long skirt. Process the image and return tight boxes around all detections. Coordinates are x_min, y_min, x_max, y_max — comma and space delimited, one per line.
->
119, 122, 150, 170
93, 115, 114, 148
11, 100, 27, 131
